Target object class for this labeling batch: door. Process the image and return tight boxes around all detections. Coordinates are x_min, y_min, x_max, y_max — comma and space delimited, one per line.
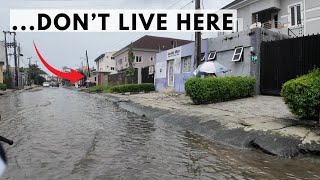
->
271, 12, 278, 28
167, 60, 174, 86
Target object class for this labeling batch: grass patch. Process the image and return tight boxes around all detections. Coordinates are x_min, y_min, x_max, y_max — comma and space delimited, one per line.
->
88, 85, 110, 93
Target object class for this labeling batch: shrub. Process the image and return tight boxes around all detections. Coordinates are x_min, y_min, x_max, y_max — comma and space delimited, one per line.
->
88, 85, 110, 93
185, 77, 256, 104
110, 83, 155, 93
281, 69, 320, 120
0, 83, 7, 91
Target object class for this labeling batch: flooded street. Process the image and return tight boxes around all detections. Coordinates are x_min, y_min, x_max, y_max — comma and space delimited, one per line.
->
1, 88, 320, 179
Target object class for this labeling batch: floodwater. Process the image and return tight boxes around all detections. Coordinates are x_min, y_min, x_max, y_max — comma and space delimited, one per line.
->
1, 87, 320, 179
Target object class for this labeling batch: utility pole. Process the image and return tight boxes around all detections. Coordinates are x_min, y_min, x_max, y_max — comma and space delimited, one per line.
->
3, 31, 11, 88
194, 0, 201, 68
13, 32, 19, 88
85, 50, 90, 77
27, 57, 32, 86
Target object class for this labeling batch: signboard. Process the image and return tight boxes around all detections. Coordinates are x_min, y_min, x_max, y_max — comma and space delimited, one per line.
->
167, 47, 181, 59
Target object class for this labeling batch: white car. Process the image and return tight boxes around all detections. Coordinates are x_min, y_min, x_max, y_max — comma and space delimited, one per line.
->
43, 82, 50, 87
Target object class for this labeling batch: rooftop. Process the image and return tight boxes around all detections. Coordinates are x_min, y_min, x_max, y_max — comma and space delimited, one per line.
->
222, 0, 245, 9
114, 35, 192, 56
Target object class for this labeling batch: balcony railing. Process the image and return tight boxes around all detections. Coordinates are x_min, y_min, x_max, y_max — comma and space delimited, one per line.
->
262, 21, 284, 30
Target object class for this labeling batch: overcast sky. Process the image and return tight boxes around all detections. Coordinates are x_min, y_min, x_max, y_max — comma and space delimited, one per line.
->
0, 0, 233, 75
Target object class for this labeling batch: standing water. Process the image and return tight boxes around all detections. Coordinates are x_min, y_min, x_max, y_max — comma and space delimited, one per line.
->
0, 88, 320, 179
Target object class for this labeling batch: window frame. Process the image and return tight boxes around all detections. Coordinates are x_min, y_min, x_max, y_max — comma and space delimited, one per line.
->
181, 56, 192, 73
289, 3, 302, 27
135, 56, 143, 63
232, 47, 244, 62
208, 51, 217, 61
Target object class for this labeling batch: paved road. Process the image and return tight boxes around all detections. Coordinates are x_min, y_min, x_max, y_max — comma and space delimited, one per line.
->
0, 88, 320, 179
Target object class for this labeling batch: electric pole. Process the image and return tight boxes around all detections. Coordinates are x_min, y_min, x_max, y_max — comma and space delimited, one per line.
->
13, 32, 19, 88
85, 50, 90, 77
3, 31, 11, 88
27, 57, 32, 86
195, 0, 201, 68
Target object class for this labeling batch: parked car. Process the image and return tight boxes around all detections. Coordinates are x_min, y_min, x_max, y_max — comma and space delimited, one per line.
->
50, 81, 59, 87
43, 82, 50, 87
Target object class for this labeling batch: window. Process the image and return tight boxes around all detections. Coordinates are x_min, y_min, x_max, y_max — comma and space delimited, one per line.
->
118, 59, 122, 64
232, 47, 244, 62
149, 66, 154, 75
181, 56, 192, 73
111, 57, 115, 60
290, 4, 302, 26
135, 56, 142, 63
201, 53, 205, 62
208, 51, 217, 61
111, 67, 115, 70
125, 57, 127, 62
150, 57, 154, 61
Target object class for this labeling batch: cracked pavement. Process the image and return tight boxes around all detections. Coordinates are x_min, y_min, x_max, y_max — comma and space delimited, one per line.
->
110, 92, 320, 147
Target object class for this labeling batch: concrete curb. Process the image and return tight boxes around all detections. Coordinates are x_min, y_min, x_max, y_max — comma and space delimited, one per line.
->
102, 93, 320, 158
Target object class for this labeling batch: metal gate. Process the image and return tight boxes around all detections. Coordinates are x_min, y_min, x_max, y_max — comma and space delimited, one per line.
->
141, 67, 154, 84
260, 34, 320, 95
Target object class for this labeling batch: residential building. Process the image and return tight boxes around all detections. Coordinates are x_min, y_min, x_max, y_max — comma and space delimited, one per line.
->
155, 28, 288, 94
155, 40, 208, 93
222, 0, 320, 37
113, 35, 192, 72
94, 52, 117, 74
93, 52, 117, 86
0, 41, 5, 84
39, 70, 49, 81
0, 61, 3, 84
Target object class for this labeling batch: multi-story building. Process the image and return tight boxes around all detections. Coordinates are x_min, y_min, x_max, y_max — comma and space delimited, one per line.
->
222, 0, 320, 37
94, 52, 117, 74
113, 35, 192, 72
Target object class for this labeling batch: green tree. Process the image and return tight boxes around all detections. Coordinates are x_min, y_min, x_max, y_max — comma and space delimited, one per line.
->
35, 75, 46, 85
27, 64, 39, 85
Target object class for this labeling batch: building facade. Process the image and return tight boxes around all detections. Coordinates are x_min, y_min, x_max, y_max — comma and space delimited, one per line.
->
0, 62, 3, 84
113, 35, 192, 72
155, 39, 208, 93
155, 28, 288, 94
94, 52, 117, 74
223, 0, 320, 37
0, 41, 5, 84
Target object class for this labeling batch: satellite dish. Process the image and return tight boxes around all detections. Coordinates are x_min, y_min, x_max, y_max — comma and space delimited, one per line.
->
250, 22, 262, 29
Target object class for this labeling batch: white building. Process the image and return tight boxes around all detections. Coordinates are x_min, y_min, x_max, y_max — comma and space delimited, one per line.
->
94, 52, 117, 74
222, 0, 320, 37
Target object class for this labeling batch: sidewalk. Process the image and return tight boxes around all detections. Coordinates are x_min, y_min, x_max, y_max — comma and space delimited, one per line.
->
0, 85, 40, 96
107, 92, 320, 157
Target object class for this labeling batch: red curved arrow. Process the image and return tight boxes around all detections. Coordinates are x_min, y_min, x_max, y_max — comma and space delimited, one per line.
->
33, 41, 84, 83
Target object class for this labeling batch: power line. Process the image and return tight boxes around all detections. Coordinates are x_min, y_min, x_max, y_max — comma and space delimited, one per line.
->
168, 0, 184, 8
180, 0, 194, 9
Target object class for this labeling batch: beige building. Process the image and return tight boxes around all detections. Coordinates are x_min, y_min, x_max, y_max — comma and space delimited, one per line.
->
0, 41, 6, 84
0, 62, 4, 84
94, 52, 117, 74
